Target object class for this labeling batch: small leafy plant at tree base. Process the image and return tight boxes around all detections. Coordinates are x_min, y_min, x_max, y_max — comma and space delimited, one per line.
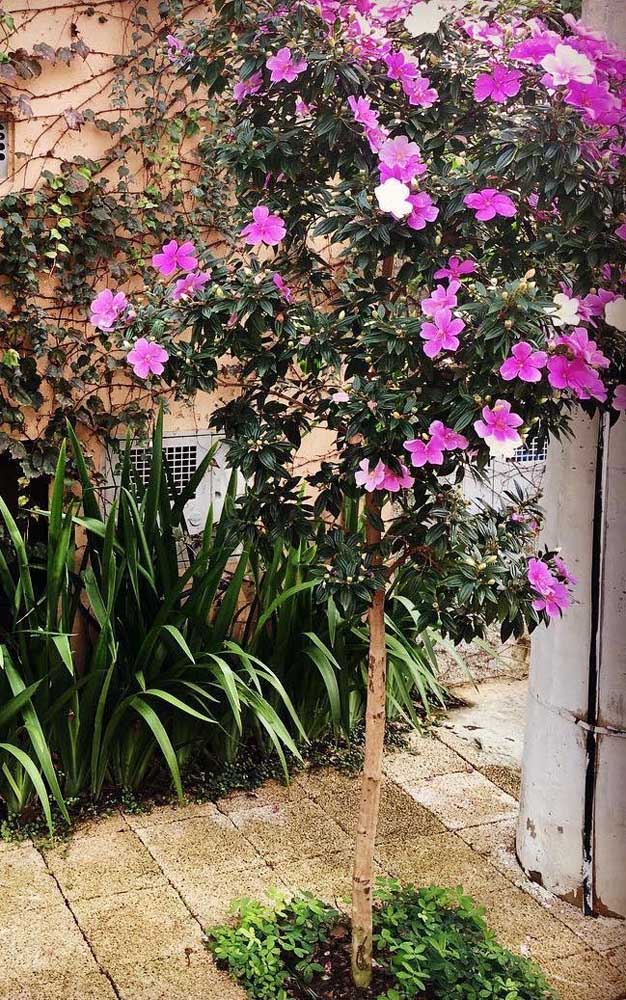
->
208, 879, 556, 1000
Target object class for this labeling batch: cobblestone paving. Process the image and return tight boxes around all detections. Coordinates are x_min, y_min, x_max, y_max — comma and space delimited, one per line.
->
1, 733, 624, 1000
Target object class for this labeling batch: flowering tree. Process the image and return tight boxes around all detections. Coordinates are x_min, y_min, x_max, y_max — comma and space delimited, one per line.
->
92, 0, 626, 987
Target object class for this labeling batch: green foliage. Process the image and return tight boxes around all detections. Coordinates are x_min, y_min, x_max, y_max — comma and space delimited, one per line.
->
0, 412, 302, 828
208, 880, 556, 1000
210, 893, 340, 1000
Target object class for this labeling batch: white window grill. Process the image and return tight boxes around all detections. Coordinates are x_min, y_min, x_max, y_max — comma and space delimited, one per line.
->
106, 432, 232, 535
0, 121, 9, 181
511, 440, 548, 464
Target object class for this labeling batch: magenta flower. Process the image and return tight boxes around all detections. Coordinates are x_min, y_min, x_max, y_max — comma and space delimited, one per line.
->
384, 51, 418, 85
547, 356, 606, 401
90, 289, 128, 331
347, 95, 380, 130
404, 74, 439, 108
166, 34, 190, 63
528, 559, 571, 617
403, 436, 444, 468
266, 47, 308, 84
615, 224, 626, 241
355, 458, 386, 492
474, 400, 523, 457
152, 240, 198, 276
380, 462, 415, 492
233, 71, 263, 103
378, 136, 425, 184
464, 189, 516, 221
434, 256, 476, 281
428, 420, 469, 451
509, 31, 560, 64
421, 280, 460, 317
272, 272, 293, 303
528, 557, 556, 595
170, 270, 212, 302
406, 192, 439, 231
554, 556, 577, 587
474, 63, 523, 103
500, 342, 548, 383
127, 338, 169, 379
540, 44, 594, 86
241, 205, 286, 247
564, 81, 621, 125
420, 307, 465, 358
612, 385, 626, 411
556, 328, 609, 368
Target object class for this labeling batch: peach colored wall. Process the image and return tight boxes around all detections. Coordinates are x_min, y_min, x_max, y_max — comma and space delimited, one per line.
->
2, 0, 331, 480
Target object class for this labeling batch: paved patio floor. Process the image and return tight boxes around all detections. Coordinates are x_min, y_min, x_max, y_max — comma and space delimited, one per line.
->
1, 717, 624, 999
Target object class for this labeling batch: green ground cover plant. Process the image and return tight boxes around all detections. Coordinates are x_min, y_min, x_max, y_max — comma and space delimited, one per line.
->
209, 879, 556, 1000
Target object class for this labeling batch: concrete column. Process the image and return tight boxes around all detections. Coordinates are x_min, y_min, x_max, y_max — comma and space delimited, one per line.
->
516, 0, 626, 921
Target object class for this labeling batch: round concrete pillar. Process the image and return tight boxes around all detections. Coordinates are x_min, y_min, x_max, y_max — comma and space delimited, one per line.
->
517, 414, 626, 916
517, 0, 626, 921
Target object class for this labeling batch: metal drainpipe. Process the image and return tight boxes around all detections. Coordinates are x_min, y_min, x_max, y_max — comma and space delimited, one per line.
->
582, 412, 610, 915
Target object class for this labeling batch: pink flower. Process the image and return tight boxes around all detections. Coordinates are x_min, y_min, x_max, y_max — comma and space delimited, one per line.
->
528, 557, 555, 595
272, 272, 293, 302
152, 240, 198, 276
464, 188, 516, 221
347, 95, 380, 130
612, 384, 626, 411
556, 328, 609, 368
378, 135, 425, 184
532, 581, 570, 617
170, 270, 212, 302
420, 307, 465, 358
331, 390, 350, 403
90, 289, 128, 331
615, 224, 626, 241
540, 44, 594, 86
166, 34, 190, 63
406, 192, 439, 231
355, 458, 386, 492
241, 205, 286, 246
233, 71, 263, 103
474, 63, 523, 103
404, 74, 439, 107
509, 31, 560, 64
499, 342, 548, 383
422, 280, 460, 316
554, 556, 577, 587
403, 436, 445, 468
474, 400, 523, 457
295, 98, 312, 117
384, 50, 418, 85
428, 420, 469, 451
127, 338, 169, 378
547, 356, 606, 402
564, 81, 621, 125
434, 256, 476, 281
266, 47, 308, 83
380, 462, 415, 492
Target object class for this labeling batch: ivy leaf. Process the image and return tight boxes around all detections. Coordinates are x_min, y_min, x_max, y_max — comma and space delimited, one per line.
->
33, 42, 57, 62
63, 107, 85, 131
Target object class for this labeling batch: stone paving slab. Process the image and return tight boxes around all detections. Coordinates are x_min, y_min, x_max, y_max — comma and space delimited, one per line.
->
43, 821, 166, 902
0, 970, 116, 1000
1, 731, 624, 999
405, 767, 519, 830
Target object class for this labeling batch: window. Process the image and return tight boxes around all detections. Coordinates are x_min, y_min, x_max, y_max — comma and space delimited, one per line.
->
511, 440, 548, 464
0, 120, 9, 181
106, 432, 232, 534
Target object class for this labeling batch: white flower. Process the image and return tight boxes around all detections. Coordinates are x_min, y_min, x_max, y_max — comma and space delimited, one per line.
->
374, 178, 413, 219
605, 296, 626, 332
485, 436, 520, 460
404, 1, 448, 36
548, 292, 580, 327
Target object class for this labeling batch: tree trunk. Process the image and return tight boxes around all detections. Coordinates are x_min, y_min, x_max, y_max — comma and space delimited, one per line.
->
351, 491, 387, 988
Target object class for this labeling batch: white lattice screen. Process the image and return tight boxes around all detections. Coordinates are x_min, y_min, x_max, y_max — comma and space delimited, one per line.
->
107, 432, 231, 534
